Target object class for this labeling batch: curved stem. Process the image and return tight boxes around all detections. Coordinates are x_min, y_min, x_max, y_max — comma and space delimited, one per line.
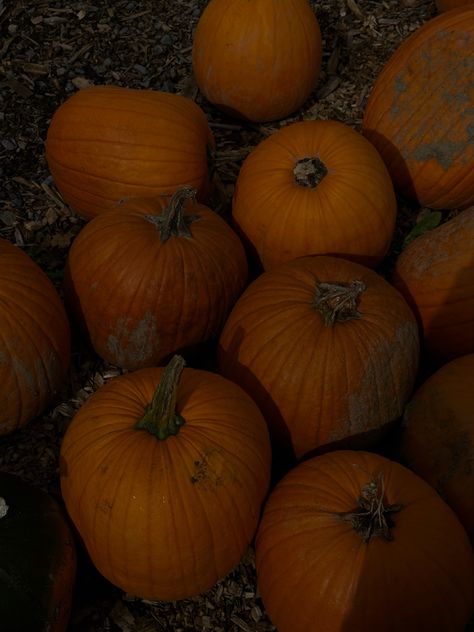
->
135, 355, 186, 440
146, 186, 199, 242
313, 279, 366, 326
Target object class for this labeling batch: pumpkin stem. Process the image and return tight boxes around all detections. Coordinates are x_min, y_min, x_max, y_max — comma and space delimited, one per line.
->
135, 355, 186, 440
338, 473, 402, 543
146, 186, 199, 242
313, 279, 366, 326
293, 157, 328, 188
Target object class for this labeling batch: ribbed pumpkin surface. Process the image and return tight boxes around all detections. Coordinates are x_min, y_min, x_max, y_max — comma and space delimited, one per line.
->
218, 255, 419, 460
255, 450, 474, 632
0, 238, 70, 435
46, 86, 214, 219
363, 8, 474, 209
60, 366, 271, 601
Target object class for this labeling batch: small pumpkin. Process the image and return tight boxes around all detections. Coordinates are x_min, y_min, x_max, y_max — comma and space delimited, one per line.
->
255, 450, 474, 632
59, 356, 271, 601
363, 8, 474, 209
0, 238, 70, 436
217, 255, 419, 461
400, 353, 474, 545
0, 472, 76, 632
392, 208, 474, 363
192, 0, 322, 122
232, 120, 397, 271
46, 85, 215, 219
436, 0, 474, 11
64, 187, 248, 370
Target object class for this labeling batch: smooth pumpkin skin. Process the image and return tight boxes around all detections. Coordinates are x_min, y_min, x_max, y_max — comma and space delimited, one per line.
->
255, 450, 474, 632
232, 120, 397, 271
45, 85, 215, 219
64, 193, 248, 370
192, 0, 322, 122
363, 8, 474, 209
0, 472, 76, 632
0, 238, 70, 436
392, 208, 474, 363
401, 354, 474, 545
59, 366, 271, 601
217, 255, 420, 461
436, 0, 474, 11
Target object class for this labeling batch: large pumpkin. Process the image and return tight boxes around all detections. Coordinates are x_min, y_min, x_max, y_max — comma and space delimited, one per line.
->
60, 356, 271, 601
192, 0, 322, 122
232, 120, 397, 271
401, 353, 474, 545
217, 255, 419, 461
0, 472, 76, 632
392, 208, 474, 362
255, 450, 474, 632
363, 8, 474, 209
64, 187, 247, 370
46, 85, 215, 219
0, 238, 70, 436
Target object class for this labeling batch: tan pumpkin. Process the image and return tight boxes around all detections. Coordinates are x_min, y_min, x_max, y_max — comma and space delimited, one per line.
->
46, 85, 215, 219
401, 353, 474, 545
363, 8, 474, 209
0, 238, 70, 435
232, 120, 397, 271
192, 0, 322, 122
60, 356, 271, 601
392, 208, 474, 363
255, 450, 474, 632
217, 255, 419, 461
64, 187, 248, 370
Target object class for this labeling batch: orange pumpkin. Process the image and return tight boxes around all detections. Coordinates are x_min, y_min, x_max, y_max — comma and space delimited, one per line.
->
401, 353, 474, 545
46, 86, 215, 219
0, 238, 70, 436
436, 0, 474, 11
392, 208, 474, 363
255, 450, 474, 632
64, 187, 248, 370
192, 0, 322, 122
217, 255, 419, 461
232, 120, 397, 271
60, 356, 271, 601
363, 8, 474, 209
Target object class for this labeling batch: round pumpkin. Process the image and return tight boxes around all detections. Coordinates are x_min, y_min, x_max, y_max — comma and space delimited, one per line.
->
217, 255, 419, 461
64, 187, 248, 370
255, 450, 474, 632
0, 238, 70, 436
401, 353, 474, 545
0, 472, 76, 632
59, 356, 271, 601
392, 208, 474, 363
436, 0, 474, 11
46, 85, 215, 219
232, 120, 397, 271
363, 8, 474, 209
192, 0, 322, 122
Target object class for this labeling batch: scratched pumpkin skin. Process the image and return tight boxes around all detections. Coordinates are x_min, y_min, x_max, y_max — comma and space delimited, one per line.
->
363, 8, 474, 210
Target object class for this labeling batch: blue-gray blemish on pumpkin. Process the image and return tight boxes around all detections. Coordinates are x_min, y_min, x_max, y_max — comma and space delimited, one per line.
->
106, 311, 159, 367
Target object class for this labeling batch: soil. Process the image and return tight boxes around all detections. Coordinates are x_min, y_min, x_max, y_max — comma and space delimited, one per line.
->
1, 1, 471, 631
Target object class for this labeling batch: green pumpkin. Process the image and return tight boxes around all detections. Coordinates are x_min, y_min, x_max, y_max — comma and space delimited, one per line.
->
0, 472, 76, 631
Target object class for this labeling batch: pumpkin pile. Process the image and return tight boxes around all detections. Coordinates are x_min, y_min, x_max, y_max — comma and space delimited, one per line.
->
2, 1, 474, 630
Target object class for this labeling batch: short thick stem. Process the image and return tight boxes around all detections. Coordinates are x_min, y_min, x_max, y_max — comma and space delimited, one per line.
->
293, 157, 328, 188
313, 279, 366, 326
135, 355, 186, 440
146, 186, 199, 242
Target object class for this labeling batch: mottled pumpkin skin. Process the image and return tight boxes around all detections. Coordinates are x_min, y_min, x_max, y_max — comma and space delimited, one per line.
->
64, 195, 248, 370
232, 120, 397, 271
0, 472, 76, 632
255, 450, 474, 632
192, 0, 322, 122
46, 86, 215, 219
363, 8, 474, 209
436, 0, 474, 11
0, 238, 70, 436
392, 208, 474, 363
217, 256, 420, 461
60, 367, 271, 601
401, 354, 474, 545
